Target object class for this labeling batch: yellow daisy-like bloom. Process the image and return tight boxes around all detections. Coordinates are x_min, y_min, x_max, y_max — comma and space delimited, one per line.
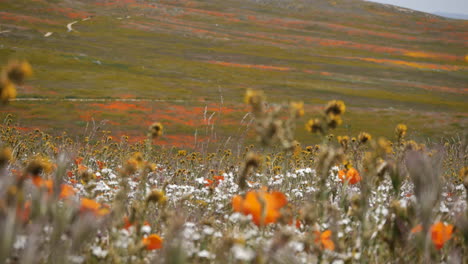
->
290, 101, 304, 118
326, 113, 342, 129
0, 81, 16, 104
305, 119, 322, 133
358, 132, 371, 144
3, 60, 32, 84
149, 122, 163, 139
395, 124, 407, 139
325, 100, 345, 115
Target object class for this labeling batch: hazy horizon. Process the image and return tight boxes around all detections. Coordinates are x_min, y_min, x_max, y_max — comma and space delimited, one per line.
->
366, 0, 468, 15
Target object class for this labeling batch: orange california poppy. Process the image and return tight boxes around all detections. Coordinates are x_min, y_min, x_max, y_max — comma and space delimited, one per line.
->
142, 234, 163, 250
232, 188, 287, 226
96, 160, 105, 170
74, 157, 83, 165
59, 184, 76, 199
338, 168, 361, 184
431, 222, 453, 250
32, 177, 53, 193
204, 179, 214, 187
213, 175, 225, 182
123, 216, 133, 230
80, 198, 110, 216
314, 230, 335, 251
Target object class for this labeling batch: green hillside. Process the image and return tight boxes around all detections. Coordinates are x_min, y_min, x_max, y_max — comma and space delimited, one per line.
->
0, 0, 467, 146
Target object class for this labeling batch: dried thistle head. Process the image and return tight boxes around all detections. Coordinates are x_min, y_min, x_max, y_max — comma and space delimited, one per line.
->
0, 146, 12, 168
244, 89, 264, 114
324, 100, 345, 115
358, 132, 371, 144
148, 122, 163, 139
460, 167, 468, 190
146, 189, 167, 205
25, 156, 53, 176
337, 136, 350, 150
244, 88, 264, 105
245, 152, 261, 169
239, 152, 262, 190
405, 140, 418, 151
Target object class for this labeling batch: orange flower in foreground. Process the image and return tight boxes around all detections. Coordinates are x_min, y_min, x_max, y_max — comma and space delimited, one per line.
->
59, 184, 76, 199
80, 198, 110, 216
142, 234, 163, 250
338, 168, 361, 184
232, 188, 287, 226
204, 179, 214, 187
314, 230, 335, 251
205, 175, 225, 187
32, 177, 53, 193
123, 216, 133, 230
74, 157, 84, 165
431, 222, 453, 250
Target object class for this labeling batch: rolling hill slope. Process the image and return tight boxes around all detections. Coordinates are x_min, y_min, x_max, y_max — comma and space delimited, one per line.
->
0, 0, 467, 146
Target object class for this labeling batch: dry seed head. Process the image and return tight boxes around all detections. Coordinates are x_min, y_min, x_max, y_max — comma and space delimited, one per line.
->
245, 152, 261, 168
460, 167, 468, 190
244, 88, 264, 105
337, 136, 349, 149
358, 132, 371, 144
146, 189, 167, 205
324, 100, 345, 115
405, 140, 418, 151
0, 146, 12, 168
25, 156, 53, 176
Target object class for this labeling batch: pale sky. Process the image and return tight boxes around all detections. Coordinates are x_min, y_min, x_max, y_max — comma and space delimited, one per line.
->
366, 0, 468, 15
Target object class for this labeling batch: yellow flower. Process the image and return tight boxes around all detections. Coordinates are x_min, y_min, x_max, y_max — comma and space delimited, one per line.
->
244, 89, 263, 104
0, 80, 16, 104
290, 101, 304, 118
395, 124, 407, 139
305, 119, 322, 133
2, 60, 32, 84
148, 122, 163, 139
325, 100, 345, 115
358, 132, 371, 144
326, 113, 342, 129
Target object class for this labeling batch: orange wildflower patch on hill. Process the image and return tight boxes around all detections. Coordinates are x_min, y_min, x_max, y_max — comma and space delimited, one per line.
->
208, 61, 291, 72
349, 57, 463, 71
0, 11, 59, 25
92, 102, 150, 111
41, 7, 92, 19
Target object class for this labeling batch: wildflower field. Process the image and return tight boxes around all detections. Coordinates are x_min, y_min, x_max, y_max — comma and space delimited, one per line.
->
0, 0, 467, 263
